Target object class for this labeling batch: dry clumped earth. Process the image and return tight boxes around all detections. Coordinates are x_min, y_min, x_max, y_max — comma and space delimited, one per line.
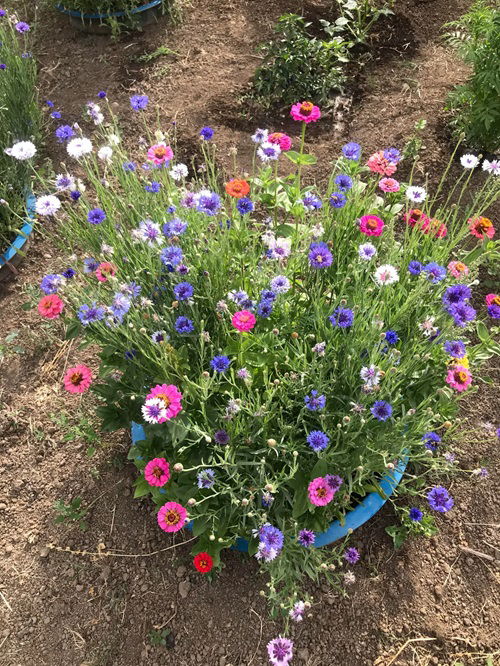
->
1, 0, 500, 664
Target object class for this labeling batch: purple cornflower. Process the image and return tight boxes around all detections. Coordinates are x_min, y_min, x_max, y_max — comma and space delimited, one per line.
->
304, 390, 326, 411
50, 111, 62, 119
87, 208, 106, 225
125, 349, 137, 360
308, 242, 333, 269
408, 260, 423, 275
78, 303, 105, 326
303, 192, 322, 210
443, 340, 466, 358
384, 147, 401, 164
237, 367, 250, 380
145, 181, 161, 193
122, 161, 136, 172
97, 90, 106, 98
197, 468, 215, 489
358, 243, 377, 260
199, 126, 214, 140
236, 197, 254, 215
289, 601, 305, 622
488, 304, 500, 319
371, 400, 393, 421
329, 307, 354, 328
257, 300, 273, 317
422, 431, 441, 451
427, 486, 454, 512
164, 217, 188, 237
270, 275, 291, 293
55, 125, 74, 142
173, 281, 194, 301
385, 330, 399, 344
62, 268, 75, 279
423, 262, 447, 284
15, 21, 30, 33
261, 491, 274, 508
329, 191, 347, 208
160, 245, 183, 267
110, 293, 131, 319
0, 64, 6, 70
174, 316, 194, 334
334, 174, 353, 191
259, 525, 284, 551
130, 94, 148, 110
325, 474, 343, 491
83, 257, 99, 273
342, 141, 362, 160
409, 507, 423, 522
442, 284, 471, 308
297, 529, 316, 547
344, 547, 360, 564
70, 190, 81, 201
121, 282, 141, 299
0, 9, 6, 17
196, 190, 221, 216
214, 429, 230, 445
260, 289, 277, 302
307, 430, 330, 452
267, 637, 293, 666
151, 330, 167, 343
447, 302, 476, 327
40, 273, 64, 294
210, 355, 231, 373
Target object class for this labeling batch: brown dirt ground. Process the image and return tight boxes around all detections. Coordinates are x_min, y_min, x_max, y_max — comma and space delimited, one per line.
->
1, 0, 499, 665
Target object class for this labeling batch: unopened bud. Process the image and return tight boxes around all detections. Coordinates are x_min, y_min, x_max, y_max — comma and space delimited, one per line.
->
187, 498, 197, 506
267, 438, 277, 448
209, 534, 215, 541
241, 498, 249, 506
173, 463, 184, 472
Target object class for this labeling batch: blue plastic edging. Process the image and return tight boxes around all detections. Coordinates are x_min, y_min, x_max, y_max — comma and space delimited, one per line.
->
55, 0, 162, 19
130, 422, 408, 551
0, 192, 37, 268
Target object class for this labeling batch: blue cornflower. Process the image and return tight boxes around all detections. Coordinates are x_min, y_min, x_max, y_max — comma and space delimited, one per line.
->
344, 547, 360, 564
308, 242, 333, 269
370, 400, 393, 421
488, 304, 500, 319
111, 293, 131, 318
447, 302, 476, 328
15, 21, 30, 33
329, 191, 347, 208
342, 141, 362, 160
427, 486, 454, 513
125, 349, 137, 360
40, 273, 64, 294
173, 281, 194, 301
167, 205, 176, 213
409, 507, 423, 522
384, 147, 401, 164
70, 190, 81, 201
164, 217, 188, 237
83, 257, 99, 273
122, 161, 137, 172
45, 100, 54, 108
259, 524, 284, 551
270, 275, 291, 293
329, 307, 354, 328
260, 289, 276, 302
97, 90, 107, 98
0, 64, 6, 70
174, 316, 194, 334
196, 191, 221, 216
50, 111, 62, 119
422, 431, 441, 451
442, 284, 471, 308
62, 268, 76, 279
256, 300, 273, 317
408, 260, 423, 275
236, 197, 254, 215
307, 430, 330, 452
385, 330, 399, 345
334, 174, 353, 191
443, 340, 466, 358
199, 126, 214, 140
214, 429, 230, 445
304, 390, 326, 411
121, 282, 141, 299
423, 262, 447, 283
145, 181, 161, 193
87, 208, 106, 225
130, 94, 148, 110
303, 192, 322, 210
160, 245, 183, 267
55, 125, 74, 142
297, 529, 316, 547
78, 303, 105, 326
197, 468, 215, 489
210, 355, 231, 373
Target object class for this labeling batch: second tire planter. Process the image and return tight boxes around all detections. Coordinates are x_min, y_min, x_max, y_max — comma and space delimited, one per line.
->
55, 0, 164, 33
131, 422, 408, 551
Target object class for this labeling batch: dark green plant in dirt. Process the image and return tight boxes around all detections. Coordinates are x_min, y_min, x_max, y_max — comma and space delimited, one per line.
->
444, 1, 500, 153
53, 497, 88, 530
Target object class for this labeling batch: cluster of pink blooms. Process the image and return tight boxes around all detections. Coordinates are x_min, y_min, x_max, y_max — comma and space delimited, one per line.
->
142, 383, 183, 423
445, 365, 472, 392
448, 260, 469, 279
308, 475, 342, 507
63, 364, 93, 394
403, 208, 448, 238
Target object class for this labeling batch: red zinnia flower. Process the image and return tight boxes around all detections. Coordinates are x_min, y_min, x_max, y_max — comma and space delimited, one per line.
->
193, 552, 213, 573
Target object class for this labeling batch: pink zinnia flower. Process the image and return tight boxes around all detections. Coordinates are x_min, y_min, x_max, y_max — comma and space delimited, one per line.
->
157, 501, 187, 532
448, 261, 469, 279
308, 477, 334, 506
147, 142, 173, 165
403, 208, 429, 229
445, 365, 472, 392
269, 132, 292, 151
144, 457, 170, 487
485, 293, 500, 306
96, 262, 117, 282
146, 384, 183, 421
63, 364, 92, 394
232, 310, 256, 333
366, 151, 397, 176
38, 293, 64, 319
378, 177, 400, 192
468, 216, 495, 240
290, 101, 321, 123
359, 214, 385, 237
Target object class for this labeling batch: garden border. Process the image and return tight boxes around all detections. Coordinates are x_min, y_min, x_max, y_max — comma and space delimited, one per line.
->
131, 422, 408, 550
0, 192, 37, 270
54, 0, 163, 20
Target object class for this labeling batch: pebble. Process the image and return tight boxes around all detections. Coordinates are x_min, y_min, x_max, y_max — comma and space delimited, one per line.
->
39, 547, 49, 558
0, 502, 7, 510
176, 565, 187, 578
434, 584, 443, 599
178, 580, 191, 599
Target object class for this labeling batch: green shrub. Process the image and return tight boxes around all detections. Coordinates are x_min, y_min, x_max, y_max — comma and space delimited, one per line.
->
445, 1, 500, 153
0, 13, 40, 252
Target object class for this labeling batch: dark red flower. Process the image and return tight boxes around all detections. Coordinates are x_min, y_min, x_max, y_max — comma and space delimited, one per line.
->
193, 552, 213, 574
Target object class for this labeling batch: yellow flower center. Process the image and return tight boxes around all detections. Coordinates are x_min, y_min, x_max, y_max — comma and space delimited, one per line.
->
456, 371, 468, 383
165, 509, 180, 525
300, 102, 313, 115
156, 393, 171, 408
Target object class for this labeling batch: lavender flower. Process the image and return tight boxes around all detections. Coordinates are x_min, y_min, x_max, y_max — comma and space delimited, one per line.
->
40, 274, 64, 294
422, 431, 441, 451
370, 400, 392, 421
297, 529, 316, 547
308, 242, 333, 269
409, 507, 423, 522
304, 390, 326, 411
342, 141, 362, 160
329, 307, 354, 328
197, 468, 215, 489
427, 486, 454, 512
343, 547, 360, 564
210, 355, 231, 373
130, 94, 149, 110
175, 316, 194, 334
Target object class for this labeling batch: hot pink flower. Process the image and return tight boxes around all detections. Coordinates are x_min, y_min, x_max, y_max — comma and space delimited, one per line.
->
144, 458, 171, 487
146, 384, 183, 421
232, 310, 256, 333
468, 216, 495, 240
378, 177, 400, 193
445, 365, 472, 392
269, 132, 292, 152
448, 261, 469, 279
366, 151, 397, 176
486, 293, 500, 306
96, 262, 117, 282
403, 208, 429, 229
359, 214, 385, 237
147, 142, 173, 166
38, 293, 64, 319
308, 477, 334, 506
290, 101, 321, 123
157, 501, 187, 532
63, 364, 93, 394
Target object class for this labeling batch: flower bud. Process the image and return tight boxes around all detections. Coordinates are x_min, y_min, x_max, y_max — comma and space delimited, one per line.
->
265, 483, 274, 492
202, 371, 210, 378
293, 451, 298, 457
173, 463, 184, 473
320, 563, 328, 570
139, 327, 146, 334
187, 498, 197, 506
357, 465, 363, 471
209, 534, 215, 541
343, 416, 351, 423
241, 498, 249, 506
443, 421, 452, 429
272, 328, 279, 335
291, 332, 299, 339
386, 462, 394, 470
267, 438, 277, 448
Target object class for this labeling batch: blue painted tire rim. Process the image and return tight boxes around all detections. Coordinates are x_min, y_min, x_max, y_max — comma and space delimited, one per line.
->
131, 422, 408, 551
0, 192, 36, 269
55, 0, 163, 20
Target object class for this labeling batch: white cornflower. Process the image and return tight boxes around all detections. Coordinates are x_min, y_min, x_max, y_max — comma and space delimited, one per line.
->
5, 140, 37, 160
482, 158, 500, 175
35, 195, 61, 216
97, 146, 113, 162
251, 128, 268, 144
54, 174, 75, 191
405, 185, 427, 203
358, 242, 377, 261
374, 264, 399, 286
67, 137, 93, 159
460, 153, 480, 169
141, 398, 167, 424
170, 163, 188, 180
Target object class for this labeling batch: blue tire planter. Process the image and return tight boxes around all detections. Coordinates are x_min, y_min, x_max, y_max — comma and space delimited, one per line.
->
0, 192, 36, 271
131, 422, 408, 551
55, 0, 164, 33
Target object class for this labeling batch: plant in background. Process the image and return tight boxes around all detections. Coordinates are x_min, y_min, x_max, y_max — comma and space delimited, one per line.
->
444, 1, 500, 153
0, 11, 40, 253
14, 96, 500, 664
322, 0, 393, 47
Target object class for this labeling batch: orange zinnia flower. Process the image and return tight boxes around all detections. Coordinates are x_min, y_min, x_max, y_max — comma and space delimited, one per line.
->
225, 179, 250, 198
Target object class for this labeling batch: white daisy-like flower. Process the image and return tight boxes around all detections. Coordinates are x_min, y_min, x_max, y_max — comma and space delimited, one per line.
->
405, 186, 427, 203
460, 153, 480, 169
67, 137, 93, 159
374, 264, 399, 286
97, 146, 113, 162
54, 173, 75, 191
360, 364, 382, 387
170, 163, 188, 180
101, 243, 114, 255
251, 128, 268, 144
482, 158, 500, 175
5, 140, 37, 160
35, 195, 61, 216
107, 134, 121, 146
311, 223, 325, 238
141, 398, 167, 424
257, 141, 281, 162
418, 316, 438, 337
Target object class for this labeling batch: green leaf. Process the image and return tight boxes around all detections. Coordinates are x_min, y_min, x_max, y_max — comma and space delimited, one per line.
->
65, 320, 82, 340
133, 477, 151, 499
310, 458, 328, 478
192, 517, 210, 537
476, 321, 490, 343
385, 525, 407, 548
284, 151, 317, 166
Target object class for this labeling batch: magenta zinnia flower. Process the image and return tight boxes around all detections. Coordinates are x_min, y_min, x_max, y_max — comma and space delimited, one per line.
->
445, 365, 472, 392
308, 477, 334, 506
157, 501, 187, 532
147, 142, 173, 165
290, 101, 321, 123
63, 364, 92, 394
144, 458, 171, 487
359, 214, 385, 237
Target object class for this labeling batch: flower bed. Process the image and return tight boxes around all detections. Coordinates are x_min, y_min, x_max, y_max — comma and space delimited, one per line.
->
16, 95, 500, 664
